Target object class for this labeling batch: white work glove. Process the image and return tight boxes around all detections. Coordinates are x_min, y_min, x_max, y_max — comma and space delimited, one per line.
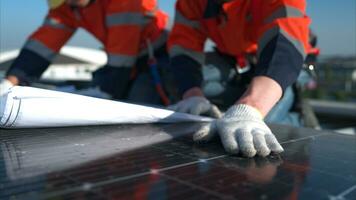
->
194, 104, 284, 157
168, 96, 222, 118
0, 79, 14, 96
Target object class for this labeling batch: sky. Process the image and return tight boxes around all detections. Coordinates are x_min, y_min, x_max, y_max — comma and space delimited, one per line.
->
0, 0, 355, 56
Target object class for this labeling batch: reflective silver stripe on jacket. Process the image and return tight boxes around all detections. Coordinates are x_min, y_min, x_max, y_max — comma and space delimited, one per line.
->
43, 17, 75, 31
106, 12, 151, 27
265, 6, 304, 24
258, 27, 306, 59
24, 39, 56, 61
107, 53, 137, 67
174, 10, 201, 29
169, 45, 205, 65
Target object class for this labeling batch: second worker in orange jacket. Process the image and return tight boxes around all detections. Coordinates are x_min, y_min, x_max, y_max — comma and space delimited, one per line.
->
168, 0, 311, 157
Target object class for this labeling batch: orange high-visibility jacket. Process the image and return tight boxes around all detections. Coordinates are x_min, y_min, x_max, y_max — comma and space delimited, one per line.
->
21, 0, 168, 68
168, 0, 311, 95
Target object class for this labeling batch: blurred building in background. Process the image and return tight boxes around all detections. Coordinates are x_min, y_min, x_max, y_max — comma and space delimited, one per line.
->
304, 56, 356, 102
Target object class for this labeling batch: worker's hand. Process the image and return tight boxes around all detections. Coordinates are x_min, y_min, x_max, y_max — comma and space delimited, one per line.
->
168, 96, 222, 118
193, 104, 284, 157
0, 79, 14, 96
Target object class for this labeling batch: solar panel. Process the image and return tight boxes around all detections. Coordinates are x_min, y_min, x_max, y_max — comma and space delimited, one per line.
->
1, 123, 355, 199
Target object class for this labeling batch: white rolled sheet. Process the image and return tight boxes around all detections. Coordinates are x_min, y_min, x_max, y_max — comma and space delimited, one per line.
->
0, 86, 213, 128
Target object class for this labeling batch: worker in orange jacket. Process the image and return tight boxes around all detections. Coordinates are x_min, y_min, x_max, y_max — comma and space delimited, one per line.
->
0, 0, 171, 104
168, 0, 311, 157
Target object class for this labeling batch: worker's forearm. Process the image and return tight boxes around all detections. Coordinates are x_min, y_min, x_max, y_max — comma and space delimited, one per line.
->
6, 76, 19, 85
6, 48, 52, 85
237, 76, 282, 117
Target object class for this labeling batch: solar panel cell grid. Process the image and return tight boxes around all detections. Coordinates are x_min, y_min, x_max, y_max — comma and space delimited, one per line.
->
0, 123, 355, 199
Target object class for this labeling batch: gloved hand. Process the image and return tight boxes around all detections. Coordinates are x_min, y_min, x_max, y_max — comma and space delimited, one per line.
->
0, 79, 14, 96
193, 104, 284, 157
168, 96, 222, 118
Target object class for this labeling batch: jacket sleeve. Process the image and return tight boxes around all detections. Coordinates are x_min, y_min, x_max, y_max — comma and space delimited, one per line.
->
254, 0, 310, 92
6, 5, 77, 85
168, 0, 208, 96
105, 0, 168, 68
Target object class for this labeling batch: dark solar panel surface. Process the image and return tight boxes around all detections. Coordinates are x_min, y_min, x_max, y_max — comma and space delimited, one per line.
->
0, 123, 355, 200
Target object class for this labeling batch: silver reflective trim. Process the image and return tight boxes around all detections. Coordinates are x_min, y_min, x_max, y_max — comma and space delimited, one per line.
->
107, 53, 137, 67
106, 12, 150, 26
24, 39, 56, 61
257, 27, 280, 57
43, 18, 75, 31
145, 11, 156, 17
169, 45, 205, 65
280, 29, 306, 59
257, 27, 306, 59
174, 11, 200, 29
265, 6, 304, 24
139, 30, 168, 57
145, 7, 158, 18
